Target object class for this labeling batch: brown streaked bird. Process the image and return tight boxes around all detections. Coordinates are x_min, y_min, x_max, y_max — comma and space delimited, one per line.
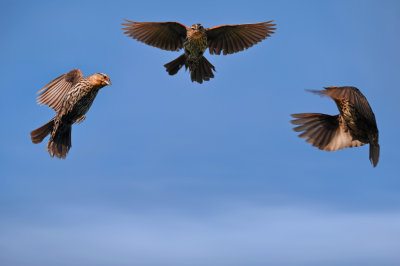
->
30, 69, 111, 159
121, 20, 276, 83
290, 86, 380, 167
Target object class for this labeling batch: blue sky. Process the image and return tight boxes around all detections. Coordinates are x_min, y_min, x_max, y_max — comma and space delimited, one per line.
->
1, 0, 400, 265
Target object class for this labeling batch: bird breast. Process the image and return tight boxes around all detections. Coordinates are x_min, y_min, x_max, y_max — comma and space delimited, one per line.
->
184, 32, 208, 58
70, 90, 99, 117
59, 80, 100, 123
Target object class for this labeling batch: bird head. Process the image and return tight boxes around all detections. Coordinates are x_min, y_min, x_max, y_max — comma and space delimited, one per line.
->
91, 73, 112, 87
191, 24, 205, 33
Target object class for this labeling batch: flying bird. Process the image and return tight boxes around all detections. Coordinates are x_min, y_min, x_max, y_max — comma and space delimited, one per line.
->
121, 20, 276, 83
30, 69, 111, 159
290, 86, 380, 167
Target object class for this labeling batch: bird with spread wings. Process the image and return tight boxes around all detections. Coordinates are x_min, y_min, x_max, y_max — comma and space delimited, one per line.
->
122, 20, 276, 83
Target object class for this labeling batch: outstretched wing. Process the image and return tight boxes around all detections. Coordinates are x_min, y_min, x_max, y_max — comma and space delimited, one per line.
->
290, 113, 364, 151
37, 69, 83, 113
121, 20, 187, 51
308, 86, 377, 125
206, 21, 276, 55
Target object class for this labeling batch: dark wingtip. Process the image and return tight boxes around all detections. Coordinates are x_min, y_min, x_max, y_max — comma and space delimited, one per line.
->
370, 143, 380, 167
306, 89, 327, 97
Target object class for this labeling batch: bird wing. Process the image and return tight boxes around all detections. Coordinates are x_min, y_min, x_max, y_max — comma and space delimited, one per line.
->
291, 113, 364, 151
121, 20, 187, 51
37, 69, 83, 113
206, 21, 276, 55
308, 86, 377, 124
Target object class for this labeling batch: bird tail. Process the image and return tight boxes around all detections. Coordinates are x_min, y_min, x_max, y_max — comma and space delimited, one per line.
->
46, 123, 72, 159
164, 54, 216, 84
369, 142, 380, 167
164, 54, 187, 76
189, 56, 215, 84
30, 119, 55, 144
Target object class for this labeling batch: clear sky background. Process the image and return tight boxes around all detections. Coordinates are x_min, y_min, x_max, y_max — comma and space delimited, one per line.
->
1, 0, 400, 265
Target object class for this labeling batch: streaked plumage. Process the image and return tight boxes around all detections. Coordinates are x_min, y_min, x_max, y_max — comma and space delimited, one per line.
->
121, 20, 276, 83
30, 69, 111, 158
290, 86, 380, 167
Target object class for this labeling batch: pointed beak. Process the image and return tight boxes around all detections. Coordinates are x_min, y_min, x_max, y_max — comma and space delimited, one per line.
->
105, 80, 112, 85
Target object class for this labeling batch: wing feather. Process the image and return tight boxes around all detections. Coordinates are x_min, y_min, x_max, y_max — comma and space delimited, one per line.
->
37, 69, 83, 113
121, 20, 187, 51
290, 113, 365, 151
308, 86, 377, 125
207, 21, 276, 55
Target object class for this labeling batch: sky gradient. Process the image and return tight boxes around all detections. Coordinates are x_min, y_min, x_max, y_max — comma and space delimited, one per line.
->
1, 0, 400, 265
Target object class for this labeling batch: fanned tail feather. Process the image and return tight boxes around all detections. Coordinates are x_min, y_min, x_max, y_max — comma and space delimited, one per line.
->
190, 56, 215, 84
30, 119, 54, 144
164, 54, 187, 76
369, 142, 380, 167
164, 54, 215, 84
47, 123, 72, 159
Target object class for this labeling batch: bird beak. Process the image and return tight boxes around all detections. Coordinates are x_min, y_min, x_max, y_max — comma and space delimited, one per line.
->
105, 80, 112, 85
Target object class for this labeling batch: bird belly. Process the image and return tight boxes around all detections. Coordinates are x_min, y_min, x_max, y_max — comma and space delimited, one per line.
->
63, 90, 99, 124
184, 35, 207, 67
